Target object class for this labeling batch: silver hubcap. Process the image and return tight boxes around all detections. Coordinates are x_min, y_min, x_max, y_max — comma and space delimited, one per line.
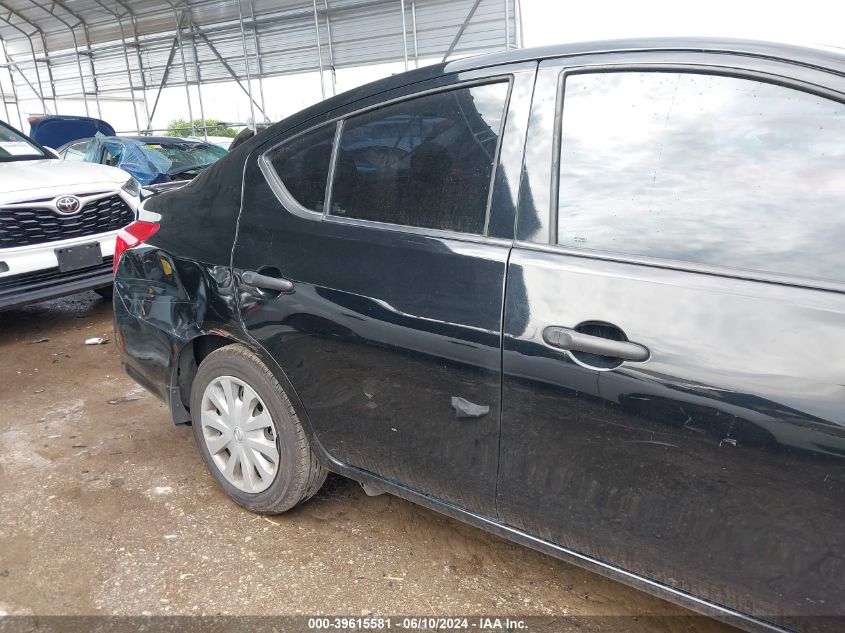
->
200, 375, 279, 493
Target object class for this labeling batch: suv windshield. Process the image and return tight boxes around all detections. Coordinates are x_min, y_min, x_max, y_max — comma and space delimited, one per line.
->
0, 122, 47, 161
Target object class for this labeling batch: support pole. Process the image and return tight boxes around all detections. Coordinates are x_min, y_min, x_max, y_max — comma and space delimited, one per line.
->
192, 28, 267, 120
45, 1, 102, 116
131, 16, 151, 130
112, 1, 152, 130
236, 0, 256, 127
246, 0, 268, 121
0, 7, 49, 113
504, 0, 510, 50
5, 59, 47, 110
19, 0, 91, 116
89, 0, 141, 133
38, 31, 58, 113
0, 68, 9, 122
1, 38, 23, 128
400, 0, 408, 71
147, 37, 179, 128
411, 0, 419, 68
323, 0, 336, 95
0, 51, 10, 122
171, 6, 195, 135
311, 0, 325, 100
442, 0, 483, 62
186, 6, 207, 140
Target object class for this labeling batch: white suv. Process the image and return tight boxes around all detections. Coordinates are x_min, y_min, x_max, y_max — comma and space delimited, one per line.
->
1, 120, 140, 309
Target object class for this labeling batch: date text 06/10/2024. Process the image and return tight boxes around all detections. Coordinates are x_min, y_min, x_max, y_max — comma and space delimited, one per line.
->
307, 617, 529, 630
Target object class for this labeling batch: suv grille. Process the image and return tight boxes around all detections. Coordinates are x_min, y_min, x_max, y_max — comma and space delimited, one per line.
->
0, 194, 134, 248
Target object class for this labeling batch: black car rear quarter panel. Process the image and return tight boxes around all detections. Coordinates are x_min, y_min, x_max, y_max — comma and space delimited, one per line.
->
112, 62, 473, 425
114, 156, 248, 417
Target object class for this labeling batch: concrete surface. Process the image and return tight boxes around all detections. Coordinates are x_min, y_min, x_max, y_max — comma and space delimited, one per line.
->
0, 293, 738, 632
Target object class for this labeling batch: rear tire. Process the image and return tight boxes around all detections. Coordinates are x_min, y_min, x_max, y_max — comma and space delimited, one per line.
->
190, 343, 327, 513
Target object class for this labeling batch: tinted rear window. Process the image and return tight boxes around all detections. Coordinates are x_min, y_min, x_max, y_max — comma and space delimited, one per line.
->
268, 123, 336, 212
328, 82, 509, 234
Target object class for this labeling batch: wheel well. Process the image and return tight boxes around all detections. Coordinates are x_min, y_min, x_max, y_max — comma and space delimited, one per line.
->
176, 334, 233, 414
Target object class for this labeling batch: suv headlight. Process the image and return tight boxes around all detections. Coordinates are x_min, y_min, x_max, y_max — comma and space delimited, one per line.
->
121, 177, 141, 197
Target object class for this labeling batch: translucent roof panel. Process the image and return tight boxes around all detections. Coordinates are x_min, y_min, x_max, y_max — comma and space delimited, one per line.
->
0, 0, 518, 103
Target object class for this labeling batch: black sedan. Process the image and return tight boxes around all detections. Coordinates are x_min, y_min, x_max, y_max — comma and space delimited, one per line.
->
112, 38, 845, 633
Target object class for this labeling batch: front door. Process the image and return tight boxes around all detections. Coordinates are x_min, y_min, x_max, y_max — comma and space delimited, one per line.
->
232, 67, 533, 515
498, 56, 845, 626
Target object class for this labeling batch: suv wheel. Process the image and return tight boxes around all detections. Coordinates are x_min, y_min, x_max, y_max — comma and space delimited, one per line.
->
190, 343, 327, 513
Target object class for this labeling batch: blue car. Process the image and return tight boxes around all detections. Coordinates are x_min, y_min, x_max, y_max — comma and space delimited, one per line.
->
28, 114, 115, 150
57, 135, 228, 192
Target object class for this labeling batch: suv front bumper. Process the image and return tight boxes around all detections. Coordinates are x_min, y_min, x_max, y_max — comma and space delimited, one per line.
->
0, 257, 113, 310
0, 232, 119, 310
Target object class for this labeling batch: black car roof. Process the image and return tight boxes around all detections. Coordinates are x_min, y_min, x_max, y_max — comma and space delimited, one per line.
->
251, 37, 845, 147
446, 37, 845, 76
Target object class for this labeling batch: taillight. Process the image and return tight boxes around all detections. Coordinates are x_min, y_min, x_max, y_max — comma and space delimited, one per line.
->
113, 221, 159, 273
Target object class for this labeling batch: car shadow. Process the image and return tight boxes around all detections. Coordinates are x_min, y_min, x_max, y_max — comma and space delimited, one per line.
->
0, 291, 113, 342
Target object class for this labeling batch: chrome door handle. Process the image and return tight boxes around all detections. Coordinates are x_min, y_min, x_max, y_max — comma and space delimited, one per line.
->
543, 326, 649, 362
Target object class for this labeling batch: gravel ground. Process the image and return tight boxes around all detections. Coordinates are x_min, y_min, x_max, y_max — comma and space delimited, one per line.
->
0, 292, 738, 633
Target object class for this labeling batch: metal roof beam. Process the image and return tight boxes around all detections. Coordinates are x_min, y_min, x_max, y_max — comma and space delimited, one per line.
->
190, 24, 267, 120
86, 0, 142, 132
248, 0, 268, 117
236, 0, 255, 125
0, 0, 514, 116
147, 35, 179, 129
6, 0, 391, 65
311, 0, 325, 100
410, 0, 419, 69
44, 0, 102, 116
111, 1, 152, 128
165, 3, 196, 135
0, 3, 51, 113
16, 0, 91, 116
185, 3, 206, 138
1, 37, 23, 126
442, 0, 484, 62
323, 0, 337, 93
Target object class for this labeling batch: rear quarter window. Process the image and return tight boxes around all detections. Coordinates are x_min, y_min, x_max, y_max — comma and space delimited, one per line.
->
266, 123, 337, 213
328, 82, 510, 234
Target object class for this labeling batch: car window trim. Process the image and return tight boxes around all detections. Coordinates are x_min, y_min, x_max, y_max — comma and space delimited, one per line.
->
544, 60, 845, 292
259, 75, 515, 239
258, 121, 338, 220
323, 119, 345, 220
514, 239, 845, 295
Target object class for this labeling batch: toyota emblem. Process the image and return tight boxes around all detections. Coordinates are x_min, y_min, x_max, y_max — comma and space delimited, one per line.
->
55, 196, 81, 215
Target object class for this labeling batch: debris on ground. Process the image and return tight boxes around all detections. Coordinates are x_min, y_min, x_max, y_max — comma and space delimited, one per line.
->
107, 396, 140, 405
30, 337, 49, 344
85, 337, 110, 345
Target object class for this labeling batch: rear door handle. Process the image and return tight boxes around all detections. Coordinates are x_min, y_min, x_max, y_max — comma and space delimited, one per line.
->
543, 326, 649, 362
241, 270, 294, 293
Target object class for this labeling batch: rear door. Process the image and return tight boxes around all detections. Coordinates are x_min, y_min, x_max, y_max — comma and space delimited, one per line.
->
233, 65, 534, 515
499, 53, 845, 626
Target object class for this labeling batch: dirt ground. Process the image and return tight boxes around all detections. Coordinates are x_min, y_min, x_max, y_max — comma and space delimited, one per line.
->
0, 292, 738, 632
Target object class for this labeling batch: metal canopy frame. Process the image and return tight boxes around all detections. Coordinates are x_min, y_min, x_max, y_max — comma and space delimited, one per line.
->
0, 0, 521, 133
